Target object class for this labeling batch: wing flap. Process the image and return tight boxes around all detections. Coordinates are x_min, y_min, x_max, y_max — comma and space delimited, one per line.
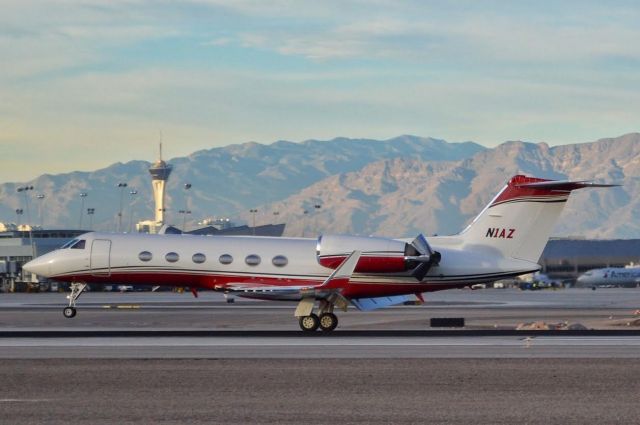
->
350, 295, 413, 311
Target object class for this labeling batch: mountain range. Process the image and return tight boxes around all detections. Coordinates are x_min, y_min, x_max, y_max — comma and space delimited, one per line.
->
0, 136, 482, 231
1, 133, 638, 239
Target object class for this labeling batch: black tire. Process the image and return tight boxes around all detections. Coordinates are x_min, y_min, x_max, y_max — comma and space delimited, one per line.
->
319, 313, 338, 332
299, 313, 320, 332
63, 307, 76, 318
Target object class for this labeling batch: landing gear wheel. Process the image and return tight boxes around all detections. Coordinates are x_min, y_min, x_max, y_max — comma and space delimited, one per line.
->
319, 313, 338, 332
299, 313, 320, 332
63, 306, 77, 318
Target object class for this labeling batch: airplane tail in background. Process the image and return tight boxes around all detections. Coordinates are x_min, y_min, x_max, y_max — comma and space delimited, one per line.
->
458, 175, 617, 263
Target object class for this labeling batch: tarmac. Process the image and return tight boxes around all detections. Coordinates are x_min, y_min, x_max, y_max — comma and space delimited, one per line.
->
2, 288, 640, 423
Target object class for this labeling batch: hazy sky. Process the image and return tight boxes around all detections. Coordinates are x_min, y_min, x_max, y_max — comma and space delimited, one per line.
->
2, 0, 639, 182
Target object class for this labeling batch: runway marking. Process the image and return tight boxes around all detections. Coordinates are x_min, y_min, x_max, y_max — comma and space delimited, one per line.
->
3, 336, 640, 348
0, 399, 54, 403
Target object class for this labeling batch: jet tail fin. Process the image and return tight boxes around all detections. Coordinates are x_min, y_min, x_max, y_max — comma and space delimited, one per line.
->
458, 175, 618, 263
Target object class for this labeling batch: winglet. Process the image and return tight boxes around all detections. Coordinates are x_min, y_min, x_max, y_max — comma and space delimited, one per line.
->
319, 250, 361, 289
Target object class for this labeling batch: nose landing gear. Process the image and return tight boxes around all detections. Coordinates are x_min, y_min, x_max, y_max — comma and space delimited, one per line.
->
63, 282, 87, 319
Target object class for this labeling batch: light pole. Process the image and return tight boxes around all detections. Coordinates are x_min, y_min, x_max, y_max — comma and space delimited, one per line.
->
128, 190, 138, 233
17, 186, 34, 224
116, 182, 128, 232
87, 208, 95, 230
78, 192, 88, 229
15, 208, 23, 226
183, 183, 192, 232
178, 209, 192, 232
314, 203, 322, 235
17, 186, 36, 258
36, 194, 45, 228
302, 209, 309, 237
249, 209, 258, 235
273, 211, 280, 224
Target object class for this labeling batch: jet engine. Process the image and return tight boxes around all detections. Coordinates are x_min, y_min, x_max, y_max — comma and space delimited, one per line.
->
316, 234, 440, 278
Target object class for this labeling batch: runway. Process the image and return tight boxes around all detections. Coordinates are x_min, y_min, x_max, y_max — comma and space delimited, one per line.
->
3, 288, 640, 332
2, 334, 640, 359
3, 289, 640, 424
0, 289, 639, 359
2, 358, 640, 425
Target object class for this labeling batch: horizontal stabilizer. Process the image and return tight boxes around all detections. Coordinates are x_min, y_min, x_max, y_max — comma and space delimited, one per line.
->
351, 295, 412, 311
516, 180, 620, 191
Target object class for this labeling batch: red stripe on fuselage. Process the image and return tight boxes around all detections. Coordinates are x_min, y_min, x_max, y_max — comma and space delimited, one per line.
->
52, 271, 466, 298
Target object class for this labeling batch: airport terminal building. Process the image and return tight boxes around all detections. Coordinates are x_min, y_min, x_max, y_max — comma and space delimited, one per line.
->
0, 229, 87, 291
540, 238, 640, 282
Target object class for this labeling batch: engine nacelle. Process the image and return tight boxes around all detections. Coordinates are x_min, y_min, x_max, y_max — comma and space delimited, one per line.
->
316, 234, 414, 273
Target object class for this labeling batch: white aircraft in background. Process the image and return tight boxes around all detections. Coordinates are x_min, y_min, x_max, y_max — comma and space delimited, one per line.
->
576, 266, 640, 289
24, 175, 615, 332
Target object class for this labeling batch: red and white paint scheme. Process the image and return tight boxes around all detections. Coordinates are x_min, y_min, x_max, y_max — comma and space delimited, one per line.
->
24, 175, 616, 331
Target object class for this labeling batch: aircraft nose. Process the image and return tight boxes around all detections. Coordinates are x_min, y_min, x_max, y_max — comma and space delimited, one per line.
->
23, 256, 51, 277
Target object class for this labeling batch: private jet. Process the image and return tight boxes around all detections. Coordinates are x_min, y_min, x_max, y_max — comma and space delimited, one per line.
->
24, 175, 616, 331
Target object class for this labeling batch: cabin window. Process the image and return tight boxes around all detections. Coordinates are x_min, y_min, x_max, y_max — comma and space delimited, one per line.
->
245, 254, 261, 266
165, 252, 179, 263
272, 255, 288, 267
138, 251, 153, 262
192, 253, 206, 264
70, 240, 86, 250
219, 254, 233, 265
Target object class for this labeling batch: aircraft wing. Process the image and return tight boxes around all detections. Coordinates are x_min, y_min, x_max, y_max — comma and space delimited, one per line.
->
222, 251, 362, 301
218, 282, 313, 301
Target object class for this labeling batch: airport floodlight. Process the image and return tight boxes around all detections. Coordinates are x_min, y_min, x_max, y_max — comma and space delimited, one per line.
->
36, 194, 46, 227
87, 208, 95, 230
249, 209, 258, 235
116, 183, 129, 232
128, 190, 138, 233
179, 209, 192, 232
78, 192, 88, 229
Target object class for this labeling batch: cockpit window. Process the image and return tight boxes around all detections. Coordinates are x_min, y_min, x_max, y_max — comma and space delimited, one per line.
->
70, 240, 86, 250
61, 239, 78, 249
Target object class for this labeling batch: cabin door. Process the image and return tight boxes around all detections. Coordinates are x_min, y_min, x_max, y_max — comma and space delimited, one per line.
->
90, 239, 111, 276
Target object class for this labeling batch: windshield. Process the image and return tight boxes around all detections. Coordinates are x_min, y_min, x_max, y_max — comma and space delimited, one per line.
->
70, 240, 86, 249
60, 239, 78, 249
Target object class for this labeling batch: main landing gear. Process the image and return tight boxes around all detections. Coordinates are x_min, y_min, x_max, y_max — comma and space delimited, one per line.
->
63, 282, 87, 318
297, 299, 339, 332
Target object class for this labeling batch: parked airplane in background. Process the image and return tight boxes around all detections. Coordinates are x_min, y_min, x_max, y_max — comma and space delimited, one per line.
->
576, 266, 640, 289
24, 175, 616, 331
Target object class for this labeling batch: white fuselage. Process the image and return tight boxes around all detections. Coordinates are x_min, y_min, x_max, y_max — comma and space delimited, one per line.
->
25, 231, 539, 299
